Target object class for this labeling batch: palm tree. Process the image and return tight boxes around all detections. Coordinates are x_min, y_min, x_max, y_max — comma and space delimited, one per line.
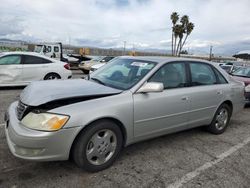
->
170, 12, 179, 56
175, 24, 185, 56
179, 22, 194, 54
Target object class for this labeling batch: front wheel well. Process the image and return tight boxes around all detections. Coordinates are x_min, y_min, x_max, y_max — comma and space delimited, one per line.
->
69, 117, 127, 159
44, 72, 61, 80
223, 100, 233, 114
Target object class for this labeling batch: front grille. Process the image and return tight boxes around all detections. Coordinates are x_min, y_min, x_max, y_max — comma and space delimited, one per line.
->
16, 101, 28, 120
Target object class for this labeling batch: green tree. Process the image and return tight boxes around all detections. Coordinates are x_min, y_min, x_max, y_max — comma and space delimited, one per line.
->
170, 13, 194, 56
170, 12, 179, 56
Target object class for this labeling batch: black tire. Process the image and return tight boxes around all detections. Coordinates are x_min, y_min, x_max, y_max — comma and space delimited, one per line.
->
72, 120, 123, 172
44, 73, 61, 80
206, 103, 232, 134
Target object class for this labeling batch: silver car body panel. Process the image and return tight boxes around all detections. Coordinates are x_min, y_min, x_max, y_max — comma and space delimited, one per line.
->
5, 56, 245, 161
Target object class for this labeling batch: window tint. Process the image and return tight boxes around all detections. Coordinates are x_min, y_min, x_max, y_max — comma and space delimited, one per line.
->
149, 62, 187, 89
23, 55, 51, 64
0, 55, 21, 65
190, 63, 217, 86
214, 68, 228, 84
54, 46, 59, 52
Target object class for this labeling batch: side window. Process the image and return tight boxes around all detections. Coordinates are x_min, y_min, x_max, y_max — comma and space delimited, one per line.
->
23, 55, 51, 64
214, 68, 228, 84
46, 46, 51, 53
190, 63, 217, 86
54, 46, 59, 52
0, 55, 21, 65
149, 62, 187, 89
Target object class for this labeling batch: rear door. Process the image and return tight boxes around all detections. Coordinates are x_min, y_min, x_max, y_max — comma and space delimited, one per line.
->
187, 62, 226, 127
21, 55, 52, 83
0, 55, 23, 85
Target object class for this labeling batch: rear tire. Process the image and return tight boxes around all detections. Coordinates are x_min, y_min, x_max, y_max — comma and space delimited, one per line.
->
44, 73, 61, 80
206, 103, 232, 134
72, 120, 123, 172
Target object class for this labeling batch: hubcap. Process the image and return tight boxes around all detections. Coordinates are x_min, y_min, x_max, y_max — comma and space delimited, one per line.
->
86, 129, 117, 165
47, 75, 58, 80
215, 108, 228, 130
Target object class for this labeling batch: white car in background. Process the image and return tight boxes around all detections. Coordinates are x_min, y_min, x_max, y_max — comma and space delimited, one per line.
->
0, 52, 72, 86
89, 56, 118, 73
89, 62, 106, 73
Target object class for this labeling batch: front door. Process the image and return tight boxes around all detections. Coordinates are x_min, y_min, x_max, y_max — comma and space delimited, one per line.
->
0, 55, 23, 85
133, 62, 190, 140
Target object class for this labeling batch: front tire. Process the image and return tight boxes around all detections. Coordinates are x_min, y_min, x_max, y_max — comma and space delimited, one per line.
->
206, 103, 232, 134
72, 120, 123, 172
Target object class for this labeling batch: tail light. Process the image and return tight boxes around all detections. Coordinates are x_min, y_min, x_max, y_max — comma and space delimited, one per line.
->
64, 63, 70, 70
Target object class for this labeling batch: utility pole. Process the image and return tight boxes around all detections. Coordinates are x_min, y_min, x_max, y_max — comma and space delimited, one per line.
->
209, 46, 213, 61
123, 41, 126, 55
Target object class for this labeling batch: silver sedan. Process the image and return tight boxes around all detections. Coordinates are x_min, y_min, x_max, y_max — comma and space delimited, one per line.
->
5, 56, 245, 172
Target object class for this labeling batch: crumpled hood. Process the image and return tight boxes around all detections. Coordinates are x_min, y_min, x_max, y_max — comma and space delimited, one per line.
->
20, 79, 122, 106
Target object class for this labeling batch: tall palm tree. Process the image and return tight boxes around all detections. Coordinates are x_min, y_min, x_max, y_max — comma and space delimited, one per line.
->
179, 22, 195, 54
170, 12, 179, 56
180, 15, 189, 27
175, 24, 185, 56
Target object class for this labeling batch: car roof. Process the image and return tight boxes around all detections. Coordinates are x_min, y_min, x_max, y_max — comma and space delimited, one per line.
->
0, 51, 54, 60
119, 56, 212, 65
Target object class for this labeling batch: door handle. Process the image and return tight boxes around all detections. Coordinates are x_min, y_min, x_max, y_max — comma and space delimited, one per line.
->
216, 91, 223, 95
181, 96, 189, 101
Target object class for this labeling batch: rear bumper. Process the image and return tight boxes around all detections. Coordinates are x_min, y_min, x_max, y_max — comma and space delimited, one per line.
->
5, 101, 81, 161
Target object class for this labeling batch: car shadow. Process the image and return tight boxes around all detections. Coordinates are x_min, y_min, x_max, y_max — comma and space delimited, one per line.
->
0, 86, 26, 90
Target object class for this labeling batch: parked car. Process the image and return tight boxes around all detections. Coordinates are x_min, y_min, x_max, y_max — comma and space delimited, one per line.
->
231, 66, 250, 101
0, 52, 72, 86
220, 65, 233, 73
5, 57, 244, 172
90, 57, 118, 73
79, 56, 115, 74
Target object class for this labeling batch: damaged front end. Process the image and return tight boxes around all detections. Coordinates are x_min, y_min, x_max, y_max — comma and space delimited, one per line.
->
16, 93, 118, 121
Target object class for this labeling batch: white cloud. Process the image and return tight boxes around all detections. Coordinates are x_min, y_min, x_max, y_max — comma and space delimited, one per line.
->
0, 0, 250, 55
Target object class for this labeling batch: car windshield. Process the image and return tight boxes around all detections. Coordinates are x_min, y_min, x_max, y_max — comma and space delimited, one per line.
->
221, 65, 232, 73
34, 45, 43, 53
92, 56, 103, 61
232, 67, 250, 78
101, 56, 114, 62
90, 58, 156, 90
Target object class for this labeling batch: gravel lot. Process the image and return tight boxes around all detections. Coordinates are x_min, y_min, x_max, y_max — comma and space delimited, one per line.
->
1, 70, 250, 188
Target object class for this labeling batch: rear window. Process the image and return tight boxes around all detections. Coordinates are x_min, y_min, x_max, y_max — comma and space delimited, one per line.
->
23, 55, 51, 64
190, 63, 217, 86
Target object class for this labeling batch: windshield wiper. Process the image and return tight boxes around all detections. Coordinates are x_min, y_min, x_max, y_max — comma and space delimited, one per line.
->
91, 77, 106, 86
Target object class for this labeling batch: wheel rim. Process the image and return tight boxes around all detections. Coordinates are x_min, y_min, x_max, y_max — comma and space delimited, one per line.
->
215, 108, 229, 130
47, 75, 59, 80
86, 129, 117, 165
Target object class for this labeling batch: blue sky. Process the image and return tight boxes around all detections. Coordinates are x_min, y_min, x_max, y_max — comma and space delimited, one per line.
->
0, 0, 250, 55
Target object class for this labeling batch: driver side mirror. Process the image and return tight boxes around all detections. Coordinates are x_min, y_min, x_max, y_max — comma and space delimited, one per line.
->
137, 82, 164, 93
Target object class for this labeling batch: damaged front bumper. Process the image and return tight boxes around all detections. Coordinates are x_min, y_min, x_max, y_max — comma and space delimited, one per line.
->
5, 101, 81, 161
